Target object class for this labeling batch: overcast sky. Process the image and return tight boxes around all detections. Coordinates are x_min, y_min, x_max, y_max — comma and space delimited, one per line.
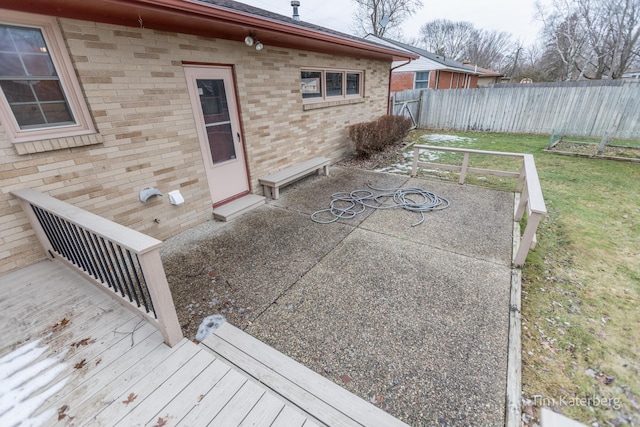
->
236, 0, 548, 45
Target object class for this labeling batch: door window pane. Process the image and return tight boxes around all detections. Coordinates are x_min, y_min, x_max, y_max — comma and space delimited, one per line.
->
0, 24, 75, 129
197, 79, 236, 164
206, 123, 236, 164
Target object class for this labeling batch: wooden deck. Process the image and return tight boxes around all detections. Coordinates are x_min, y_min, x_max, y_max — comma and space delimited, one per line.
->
0, 260, 407, 426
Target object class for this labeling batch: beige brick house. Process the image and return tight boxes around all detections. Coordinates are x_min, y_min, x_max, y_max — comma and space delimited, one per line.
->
0, 0, 415, 274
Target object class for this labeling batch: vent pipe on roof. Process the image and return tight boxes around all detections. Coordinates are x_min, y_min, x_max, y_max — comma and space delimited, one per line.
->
291, 1, 300, 20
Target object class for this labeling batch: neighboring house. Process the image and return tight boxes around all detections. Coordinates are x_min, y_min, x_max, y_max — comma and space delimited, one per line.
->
622, 69, 640, 80
462, 62, 505, 86
365, 35, 482, 91
0, 0, 415, 274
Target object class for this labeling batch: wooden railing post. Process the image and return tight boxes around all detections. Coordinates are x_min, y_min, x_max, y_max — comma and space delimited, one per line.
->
514, 212, 543, 265
411, 145, 420, 177
458, 152, 470, 184
15, 198, 55, 260
138, 249, 183, 347
515, 181, 529, 221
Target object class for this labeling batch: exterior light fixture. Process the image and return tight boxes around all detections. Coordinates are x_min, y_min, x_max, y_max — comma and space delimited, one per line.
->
244, 33, 264, 51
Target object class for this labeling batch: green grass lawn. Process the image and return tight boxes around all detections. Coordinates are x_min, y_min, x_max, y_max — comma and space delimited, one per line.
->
400, 130, 640, 426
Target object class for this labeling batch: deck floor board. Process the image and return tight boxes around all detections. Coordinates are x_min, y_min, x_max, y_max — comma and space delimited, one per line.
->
2, 260, 360, 427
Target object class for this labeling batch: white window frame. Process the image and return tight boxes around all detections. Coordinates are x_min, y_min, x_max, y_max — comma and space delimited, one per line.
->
0, 10, 95, 144
301, 68, 363, 104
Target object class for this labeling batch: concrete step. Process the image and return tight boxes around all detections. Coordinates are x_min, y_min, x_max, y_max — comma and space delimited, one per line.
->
212, 194, 265, 221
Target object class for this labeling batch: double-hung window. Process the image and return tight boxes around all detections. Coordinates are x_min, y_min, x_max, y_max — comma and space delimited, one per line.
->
301, 69, 363, 104
0, 12, 95, 144
414, 71, 430, 89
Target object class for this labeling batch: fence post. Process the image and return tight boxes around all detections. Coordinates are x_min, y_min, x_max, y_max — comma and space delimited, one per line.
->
416, 89, 425, 128
597, 132, 609, 154
137, 249, 184, 347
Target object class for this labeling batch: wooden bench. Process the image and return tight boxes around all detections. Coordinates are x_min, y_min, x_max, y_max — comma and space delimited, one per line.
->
259, 157, 330, 200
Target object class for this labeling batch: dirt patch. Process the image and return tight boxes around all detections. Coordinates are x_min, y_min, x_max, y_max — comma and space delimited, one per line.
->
549, 140, 640, 160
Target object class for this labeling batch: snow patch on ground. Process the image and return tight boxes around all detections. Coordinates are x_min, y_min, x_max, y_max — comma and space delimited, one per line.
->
375, 134, 476, 175
420, 134, 474, 144
375, 146, 444, 174
0, 339, 68, 427
195, 314, 227, 342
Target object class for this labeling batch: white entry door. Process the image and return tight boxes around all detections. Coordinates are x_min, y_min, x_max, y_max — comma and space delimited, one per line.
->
184, 66, 249, 206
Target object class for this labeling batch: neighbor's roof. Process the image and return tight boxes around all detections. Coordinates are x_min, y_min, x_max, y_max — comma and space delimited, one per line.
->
464, 63, 504, 77
0, 0, 417, 62
365, 35, 481, 75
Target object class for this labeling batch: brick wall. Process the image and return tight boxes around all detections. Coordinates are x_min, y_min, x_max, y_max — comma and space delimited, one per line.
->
0, 17, 391, 274
435, 71, 478, 89
390, 71, 414, 92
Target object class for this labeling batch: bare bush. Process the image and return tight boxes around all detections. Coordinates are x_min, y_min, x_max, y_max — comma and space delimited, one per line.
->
349, 115, 413, 157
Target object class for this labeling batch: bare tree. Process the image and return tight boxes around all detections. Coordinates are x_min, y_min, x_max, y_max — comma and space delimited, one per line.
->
417, 19, 516, 71
536, 0, 640, 80
465, 29, 517, 71
351, 0, 423, 38
418, 19, 476, 59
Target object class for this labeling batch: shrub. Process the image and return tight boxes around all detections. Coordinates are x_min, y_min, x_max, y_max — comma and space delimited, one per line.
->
348, 115, 413, 157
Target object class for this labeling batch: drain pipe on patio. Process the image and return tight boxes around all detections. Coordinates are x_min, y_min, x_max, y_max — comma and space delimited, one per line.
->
311, 184, 450, 227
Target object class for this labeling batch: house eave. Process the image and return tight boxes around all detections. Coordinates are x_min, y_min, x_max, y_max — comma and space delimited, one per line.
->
0, 0, 417, 62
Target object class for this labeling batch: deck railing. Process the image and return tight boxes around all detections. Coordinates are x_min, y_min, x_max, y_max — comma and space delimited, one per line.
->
410, 145, 547, 266
11, 189, 183, 347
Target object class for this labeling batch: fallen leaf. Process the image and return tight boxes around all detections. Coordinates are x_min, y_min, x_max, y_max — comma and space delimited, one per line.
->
375, 395, 384, 405
51, 318, 70, 332
122, 392, 137, 405
197, 394, 204, 403
153, 417, 168, 427
74, 359, 87, 369
58, 405, 69, 421
340, 374, 352, 384
95, 358, 102, 366
597, 375, 615, 385
71, 338, 95, 348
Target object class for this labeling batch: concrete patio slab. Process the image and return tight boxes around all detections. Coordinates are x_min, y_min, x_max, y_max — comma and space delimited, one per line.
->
246, 228, 511, 425
161, 166, 516, 426
359, 178, 515, 265
163, 205, 354, 334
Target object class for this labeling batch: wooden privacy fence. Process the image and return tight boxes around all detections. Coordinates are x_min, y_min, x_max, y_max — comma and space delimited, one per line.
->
392, 81, 640, 139
410, 145, 547, 266
11, 189, 183, 347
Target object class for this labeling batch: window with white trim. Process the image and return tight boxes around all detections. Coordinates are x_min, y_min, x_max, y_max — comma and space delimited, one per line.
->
414, 71, 430, 89
301, 69, 363, 103
0, 12, 95, 144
